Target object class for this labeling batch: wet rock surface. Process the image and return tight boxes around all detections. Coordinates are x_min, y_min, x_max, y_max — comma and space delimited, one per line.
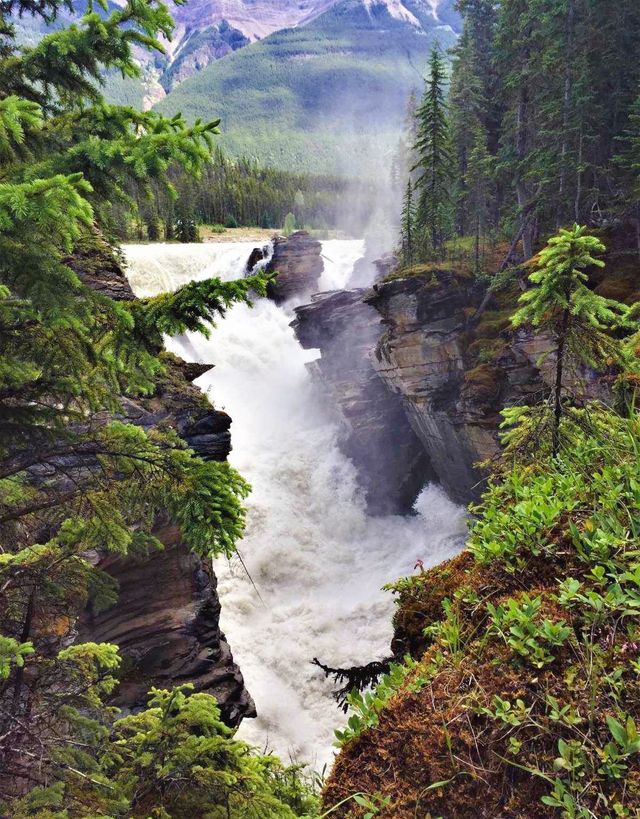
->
67, 239, 254, 725
266, 230, 323, 303
79, 524, 255, 726
292, 289, 434, 514
366, 270, 543, 503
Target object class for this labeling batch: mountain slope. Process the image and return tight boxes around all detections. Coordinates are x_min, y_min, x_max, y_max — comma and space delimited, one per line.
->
169, 0, 339, 41
169, 0, 459, 41
155, 0, 458, 175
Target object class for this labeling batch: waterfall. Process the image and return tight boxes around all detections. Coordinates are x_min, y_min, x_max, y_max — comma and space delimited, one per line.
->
122, 239, 467, 769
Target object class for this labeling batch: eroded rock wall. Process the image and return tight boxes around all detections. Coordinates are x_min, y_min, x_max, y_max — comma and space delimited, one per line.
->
79, 523, 255, 726
366, 270, 543, 503
292, 289, 434, 514
72, 238, 254, 725
266, 230, 323, 303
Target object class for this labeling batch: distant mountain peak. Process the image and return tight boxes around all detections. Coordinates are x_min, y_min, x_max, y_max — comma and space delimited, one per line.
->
361, 0, 422, 27
170, 0, 457, 42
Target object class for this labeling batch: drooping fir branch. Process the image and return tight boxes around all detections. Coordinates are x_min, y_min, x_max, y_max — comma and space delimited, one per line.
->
312, 656, 393, 711
0, 0, 178, 106
129, 271, 274, 348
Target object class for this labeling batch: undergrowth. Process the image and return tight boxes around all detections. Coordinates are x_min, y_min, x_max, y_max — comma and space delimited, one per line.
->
324, 408, 640, 818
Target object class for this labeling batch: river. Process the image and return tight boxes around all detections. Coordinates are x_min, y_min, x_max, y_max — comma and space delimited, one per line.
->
122, 239, 466, 769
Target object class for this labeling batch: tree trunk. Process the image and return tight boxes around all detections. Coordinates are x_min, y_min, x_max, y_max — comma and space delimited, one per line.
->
557, 0, 575, 226
553, 308, 570, 458
12, 587, 35, 707
516, 85, 533, 258
574, 127, 583, 222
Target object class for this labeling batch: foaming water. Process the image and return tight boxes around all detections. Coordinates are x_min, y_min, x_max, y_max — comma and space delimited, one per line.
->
122, 239, 467, 769
123, 241, 265, 297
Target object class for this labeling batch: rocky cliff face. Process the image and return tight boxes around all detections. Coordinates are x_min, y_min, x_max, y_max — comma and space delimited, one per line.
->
366, 269, 545, 503
292, 289, 434, 514
265, 230, 323, 303
72, 239, 255, 725
162, 22, 249, 91
294, 259, 549, 507
168, 0, 459, 44
364, 268, 554, 503
79, 521, 255, 727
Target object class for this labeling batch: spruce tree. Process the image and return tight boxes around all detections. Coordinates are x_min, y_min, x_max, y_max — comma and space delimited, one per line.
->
511, 225, 629, 457
0, 0, 284, 811
413, 47, 454, 253
400, 178, 416, 267
465, 122, 494, 274
615, 93, 640, 255
449, 22, 486, 236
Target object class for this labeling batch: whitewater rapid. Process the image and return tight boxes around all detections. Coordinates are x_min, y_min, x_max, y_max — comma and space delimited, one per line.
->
123, 239, 467, 769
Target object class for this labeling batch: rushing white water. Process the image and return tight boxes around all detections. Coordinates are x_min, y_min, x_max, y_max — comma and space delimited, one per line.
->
122, 239, 467, 769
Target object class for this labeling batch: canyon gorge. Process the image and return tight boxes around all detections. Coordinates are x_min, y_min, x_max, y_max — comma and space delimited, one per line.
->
118, 233, 468, 766
84, 229, 560, 768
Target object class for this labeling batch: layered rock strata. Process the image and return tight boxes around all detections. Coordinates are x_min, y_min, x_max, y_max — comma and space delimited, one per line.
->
366, 270, 543, 503
79, 521, 255, 726
292, 289, 434, 514
265, 230, 323, 303
293, 258, 553, 507
71, 239, 254, 724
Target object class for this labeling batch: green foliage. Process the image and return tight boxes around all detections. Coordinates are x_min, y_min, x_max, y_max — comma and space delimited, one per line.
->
131, 271, 272, 342
8, 682, 320, 817
0, 0, 307, 813
175, 214, 200, 242
399, 178, 415, 267
512, 226, 622, 333
488, 594, 572, 668
508, 226, 634, 456
283, 211, 297, 237
0, 635, 34, 679
412, 47, 455, 252
333, 657, 426, 747
400, 0, 640, 267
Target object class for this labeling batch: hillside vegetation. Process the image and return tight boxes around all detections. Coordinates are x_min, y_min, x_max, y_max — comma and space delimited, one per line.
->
324, 0, 640, 815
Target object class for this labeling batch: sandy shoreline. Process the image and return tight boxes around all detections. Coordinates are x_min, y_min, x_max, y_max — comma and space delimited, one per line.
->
200, 226, 275, 243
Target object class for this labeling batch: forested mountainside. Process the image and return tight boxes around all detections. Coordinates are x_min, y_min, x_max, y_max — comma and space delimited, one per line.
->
14, 0, 460, 174
156, 0, 459, 173
118, 148, 380, 240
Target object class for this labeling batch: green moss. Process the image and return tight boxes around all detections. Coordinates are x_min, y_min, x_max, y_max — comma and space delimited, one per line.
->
382, 261, 475, 285
325, 415, 640, 819
386, 553, 474, 658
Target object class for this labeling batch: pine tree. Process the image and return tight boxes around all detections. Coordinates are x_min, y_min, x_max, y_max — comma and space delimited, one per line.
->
400, 179, 416, 267
465, 123, 494, 274
0, 0, 280, 809
413, 47, 454, 253
283, 211, 297, 237
449, 22, 486, 236
511, 225, 630, 456
615, 93, 640, 255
